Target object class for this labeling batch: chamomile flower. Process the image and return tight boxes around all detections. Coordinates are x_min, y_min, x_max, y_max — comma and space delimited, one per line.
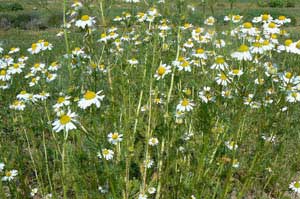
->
240, 22, 257, 36
211, 56, 228, 70
199, 87, 215, 103
225, 141, 238, 150
78, 90, 105, 109
231, 44, 252, 61
252, 14, 273, 23
128, 58, 139, 65
8, 62, 25, 74
9, 100, 25, 111
52, 110, 77, 133
28, 43, 41, 54
97, 149, 114, 160
108, 132, 123, 145
148, 137, 159, 146
176, 57, 191, 72
250, 42, 264, 54
176, 98, 195, 112
215, 72, 231, 86
148, 187, 156, 194
192, 48, 207, 59
229, 68, 243, 77
204, 16, 215, 26
2, 169, 18, 181
289, 181, 300, 193
138, 193, 148, 199
0, 69, 10, 81
278, 39, 293, 53
8, 47, 20, 54
75, 15, 96, 29
53, 96, 71, 109
274, 15, 291, 25
0, 163, 4, 172
154, 64, 171, 80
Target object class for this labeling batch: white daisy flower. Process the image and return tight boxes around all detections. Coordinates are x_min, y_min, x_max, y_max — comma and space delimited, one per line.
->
75, 15, 96, 29
9, 100, 25, 111
289, 181, 300, 193
78, 90, 105, 109
52, 110, 78, 133
148, 137, 159, 146
8, 47, 20, 54
0, 162, 5, 172
199, 87, 215, 103
28, 43, 41, 54
97, 149, 114, 160
231, 45, 252, 61
211, 56, 228, 70
154, 64, 171, 80
215, 72, 231, 86
225, 141, 238, 150
2, 169, 18, 181
108, 132, 123, 145
176, 98, 195, 112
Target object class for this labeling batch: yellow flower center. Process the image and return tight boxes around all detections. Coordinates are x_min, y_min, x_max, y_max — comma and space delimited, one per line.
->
101, 33, 107, 38
296, 42, 300, 49
34, 63, 40, 68
196, 48, 204, 54
220, 73, 227, 80
253, 42, 262, 47
215, 57, 225, 64
271, 34, 277, 39
195, 27, 202, 33
181, 61, 189, 67
32, 43, 37, 50
263, 40, 270, 46
57, 97, 65, 103
262, 14, 269, 21
81, 15, 90, 21
111, 133, 119, 140
44, 42, 49, 46
278, 15, 286, 20
238, 44, 249, 52
0, 70, 6, 75
233, 15, 241, 20
295, 182, 300, 188
157, 66, 166, 75
5, 171, 12, 177
181, 98, 189, 106
103, 149, 109, 155
285, 39, 293, 46
84, 90, 96, 100
233, 69, 240, 75
60, 115, 71, 125
285, 72, 292, 79
243, 22, 252, 29
13, 63, 19, 68
20, 91, 26, 94
268, 22, 276, 29
292, 92, 298, 98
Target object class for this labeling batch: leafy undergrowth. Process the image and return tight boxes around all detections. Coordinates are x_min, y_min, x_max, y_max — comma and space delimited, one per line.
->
1, 1, 300, 199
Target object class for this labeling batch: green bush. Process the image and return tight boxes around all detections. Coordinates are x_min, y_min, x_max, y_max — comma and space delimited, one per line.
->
286, 0, 296, 7
269, 0, 285, 7
0, 3, 24, 12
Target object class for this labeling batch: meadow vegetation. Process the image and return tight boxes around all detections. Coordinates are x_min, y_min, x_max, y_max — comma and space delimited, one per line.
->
1, 0, 300, 199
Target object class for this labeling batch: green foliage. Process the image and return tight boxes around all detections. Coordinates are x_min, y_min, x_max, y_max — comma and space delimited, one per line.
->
269, 0, 286, 7
286, 0, 296, 8
0, 2, 24, 12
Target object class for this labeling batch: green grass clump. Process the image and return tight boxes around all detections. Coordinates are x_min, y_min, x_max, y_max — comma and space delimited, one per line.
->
1, 0, 300, 199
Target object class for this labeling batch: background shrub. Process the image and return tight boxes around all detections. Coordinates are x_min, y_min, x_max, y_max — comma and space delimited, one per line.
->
0, 3, 24, 12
